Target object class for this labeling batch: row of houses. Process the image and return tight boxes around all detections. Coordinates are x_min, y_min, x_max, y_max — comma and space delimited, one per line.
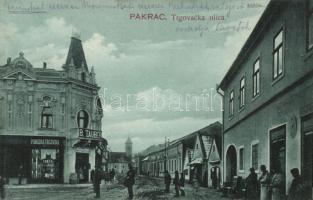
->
138, 121, 222, 188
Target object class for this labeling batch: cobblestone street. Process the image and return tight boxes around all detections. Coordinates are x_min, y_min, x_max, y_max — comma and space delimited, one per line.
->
3, 176, 237, 200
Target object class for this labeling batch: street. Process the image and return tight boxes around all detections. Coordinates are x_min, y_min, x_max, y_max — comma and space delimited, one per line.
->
3, 176, 235, 200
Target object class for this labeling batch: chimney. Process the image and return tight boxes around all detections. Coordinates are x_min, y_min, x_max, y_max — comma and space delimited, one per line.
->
43, 62, 47, 69
7, 57, 11, 65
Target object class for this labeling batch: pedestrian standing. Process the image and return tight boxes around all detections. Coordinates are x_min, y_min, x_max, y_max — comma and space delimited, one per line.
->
164, 170, 171, 193
18, 165, 23, 185
78, 167, 84, 183
270, 167, 285, 200
126, 163, 135, 200
94, 167, 102, 198
0, 175, 5, 199
110, 169, 115, 183
259, 165, 271, 200
173, 171, 180, 197
246, 167, 258, 200
211, 167, 218, 189
287, 168, 310, 200
179, 172, 185, 196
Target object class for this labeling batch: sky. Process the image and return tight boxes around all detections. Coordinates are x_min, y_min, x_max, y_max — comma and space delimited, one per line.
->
0, 0, 269, 153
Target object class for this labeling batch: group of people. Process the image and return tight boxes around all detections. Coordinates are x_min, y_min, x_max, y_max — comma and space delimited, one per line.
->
90, 163, 136, 199
164, 170, 185, 197
245, 165, 311, 200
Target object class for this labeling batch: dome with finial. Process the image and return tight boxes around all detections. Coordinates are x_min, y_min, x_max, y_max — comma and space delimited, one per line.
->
11, 52, 33, 69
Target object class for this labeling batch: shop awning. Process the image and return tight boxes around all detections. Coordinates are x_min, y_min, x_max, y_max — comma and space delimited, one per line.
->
73, 139, 98, 148
189, 157, 203, 165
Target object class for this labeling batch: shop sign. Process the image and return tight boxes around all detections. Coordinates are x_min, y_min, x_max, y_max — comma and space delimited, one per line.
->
31, 138, 60, 146
78, 128, 101, 140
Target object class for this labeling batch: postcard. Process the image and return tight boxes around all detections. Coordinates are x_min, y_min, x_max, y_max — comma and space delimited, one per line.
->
0, 0, 312, 199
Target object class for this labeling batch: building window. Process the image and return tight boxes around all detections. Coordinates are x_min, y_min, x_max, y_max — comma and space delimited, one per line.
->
251, 143, 259, 170
8, 101, 13, 129
174, 160, 177, 170
253, 59, 260, 97
239, 147, 244, 171
81, 72, 86, 82
308, 0, 313, 49
273, 29, 283, 80
41, 106, 53, 129
239, 77, 245, 108
77, 110, 89, 128
61, 104, 65, 129
28, 103, 32, 128
31, 149, 60, 181
229, 90, 234, 117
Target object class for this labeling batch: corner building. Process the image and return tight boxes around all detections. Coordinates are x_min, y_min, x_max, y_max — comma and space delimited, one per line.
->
218, 0, 313, 196
0, 36, 106, 184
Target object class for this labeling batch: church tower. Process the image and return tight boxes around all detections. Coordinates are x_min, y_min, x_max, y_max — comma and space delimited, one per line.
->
125, 136, 132, 159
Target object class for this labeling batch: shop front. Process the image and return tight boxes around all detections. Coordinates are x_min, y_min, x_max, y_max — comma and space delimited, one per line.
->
71, 128, 105, 183
0, 135, 64, 184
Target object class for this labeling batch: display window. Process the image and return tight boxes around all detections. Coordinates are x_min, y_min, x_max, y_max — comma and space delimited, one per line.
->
31, 148, 60, 181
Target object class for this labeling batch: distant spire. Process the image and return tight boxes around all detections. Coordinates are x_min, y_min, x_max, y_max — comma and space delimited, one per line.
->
126, 136, 132, 144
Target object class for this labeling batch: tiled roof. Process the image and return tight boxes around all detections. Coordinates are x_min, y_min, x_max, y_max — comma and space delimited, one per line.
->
108, 152, 131, 163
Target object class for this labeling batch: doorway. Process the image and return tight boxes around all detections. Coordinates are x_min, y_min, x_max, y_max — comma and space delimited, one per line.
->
270, 125, 286, 193
302, 114, 313, 199
226, 145, 237, 182
210, 166, 220, 189
75, 153, 90, 183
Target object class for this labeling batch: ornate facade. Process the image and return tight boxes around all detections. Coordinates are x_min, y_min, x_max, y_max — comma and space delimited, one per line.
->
0, 36, 106, 184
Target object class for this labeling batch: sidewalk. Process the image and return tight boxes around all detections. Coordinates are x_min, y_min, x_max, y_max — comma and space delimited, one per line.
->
7, 183, 92, 189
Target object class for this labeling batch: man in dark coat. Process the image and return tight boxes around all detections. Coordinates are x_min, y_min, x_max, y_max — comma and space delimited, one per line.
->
126, 163, 135, 200
110, 169, 115, 183
164, 170, 171, 193
90, 168, 95, 192
179, 172, 185, 196
287, 168, 310, 200
173, 171, 180, 197
94, 167, 102, 198
246, 167, 258, 200
18, 165, 23, 185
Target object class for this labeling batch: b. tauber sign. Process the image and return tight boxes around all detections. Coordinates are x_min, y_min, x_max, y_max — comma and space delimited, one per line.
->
78, 128, 101, 140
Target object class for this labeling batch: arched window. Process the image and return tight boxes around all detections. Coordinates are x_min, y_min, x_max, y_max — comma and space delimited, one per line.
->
81, 72, 86, 82
41, 106, 53, 128
77, 110, 89, 128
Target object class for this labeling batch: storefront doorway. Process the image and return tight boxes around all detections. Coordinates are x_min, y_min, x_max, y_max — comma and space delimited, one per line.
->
0, 146, 31, 180
270, 125, 286, 194
210, 166, 220, 189
75, 153, 90, 183
302, 114, 313, 199
225, 145, 237, 182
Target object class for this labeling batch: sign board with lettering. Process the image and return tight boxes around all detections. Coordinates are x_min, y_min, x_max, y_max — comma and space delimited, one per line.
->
31, 138, 60, 146
78, 128, 101, 140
